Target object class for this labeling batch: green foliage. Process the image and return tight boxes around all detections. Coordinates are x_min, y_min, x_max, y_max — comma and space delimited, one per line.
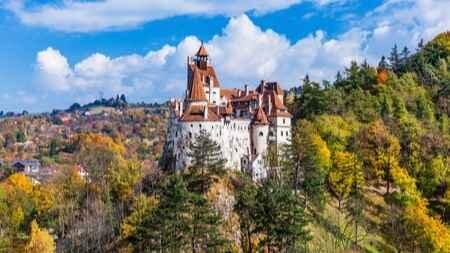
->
254, 179, 310, 252
186, 130, 226, 193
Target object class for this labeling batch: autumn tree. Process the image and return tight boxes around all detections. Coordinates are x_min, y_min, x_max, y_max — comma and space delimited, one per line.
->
328, 151, 362, 211
355, 120, 400, 194
24, 220, 55, 253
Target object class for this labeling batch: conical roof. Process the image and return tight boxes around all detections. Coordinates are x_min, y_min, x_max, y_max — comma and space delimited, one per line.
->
188, 68, 207, 101
196, 43, 208, 57
253, 107, 269, 125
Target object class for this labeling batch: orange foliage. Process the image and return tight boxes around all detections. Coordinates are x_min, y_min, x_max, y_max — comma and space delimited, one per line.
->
377, 69, 388, 84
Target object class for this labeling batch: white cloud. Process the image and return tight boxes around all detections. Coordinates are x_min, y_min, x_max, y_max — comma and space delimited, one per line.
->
5, 0, 344, 32
35, 14, 365, 99
363, 0, 450, 58
34, 0, 450, 105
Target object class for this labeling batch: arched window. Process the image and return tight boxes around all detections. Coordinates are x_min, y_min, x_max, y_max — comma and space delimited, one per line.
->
189, 132, 192, 138
283, 118, 286, 124
281, 131, 284, 136
199, 124, 202, 129
259, 131, 264, 137
269, 131, 274, 137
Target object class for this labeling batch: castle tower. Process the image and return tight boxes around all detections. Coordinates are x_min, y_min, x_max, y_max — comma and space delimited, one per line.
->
195, 42, 209, 70
251, 106, 269, 156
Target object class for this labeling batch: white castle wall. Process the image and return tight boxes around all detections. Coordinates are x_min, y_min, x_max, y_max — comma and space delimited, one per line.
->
170, 118, 252, 171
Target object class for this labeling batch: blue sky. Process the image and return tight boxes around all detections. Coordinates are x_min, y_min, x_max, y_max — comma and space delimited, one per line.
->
0, 0, 448, 112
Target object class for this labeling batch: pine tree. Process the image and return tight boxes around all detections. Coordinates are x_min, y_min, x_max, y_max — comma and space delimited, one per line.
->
255, 180, 310, 252
189, 193, 226, 252
135, 176, 192, 252
186, 130, 226, 193
389, 44, 401, 73
234, 174, 258, 253
378, 55, 389, 70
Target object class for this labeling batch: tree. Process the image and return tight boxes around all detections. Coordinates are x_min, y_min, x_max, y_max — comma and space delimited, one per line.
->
135, 176, 192, 252
254, 180, 310, 252
281, 120, 331, 209
345, 157, 365, 248
186, 130, 226, 193
234, 174, 258, 253
328, 151, 362, 210
378, 55, 389, 70
189, 193, 226, 252
389, 44, 401, 73
25, 220, 55, 253
355, 120, 400, 194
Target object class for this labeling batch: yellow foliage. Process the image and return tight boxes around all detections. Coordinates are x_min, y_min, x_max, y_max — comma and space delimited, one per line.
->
329, 151, 361, 204
404, 200, 450, 252
121, 195, 158, 239
32, 185, 55, 215
391, 165, 419, 202
79, 133, 126, 155
5, 173, 33, 195
24, 220, 55, 253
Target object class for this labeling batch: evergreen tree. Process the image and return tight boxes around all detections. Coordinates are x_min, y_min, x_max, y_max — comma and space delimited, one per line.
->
234, 174, 258, 253
135, 176, 192, 252
378, 55, 389, 70
189, 193, 226, 252
255, 180, 310, 252
186, 130, 226, 193
389, 44, 401, 73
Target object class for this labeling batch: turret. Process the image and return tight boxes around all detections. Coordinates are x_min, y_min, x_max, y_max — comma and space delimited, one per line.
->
251, 107, 269, 156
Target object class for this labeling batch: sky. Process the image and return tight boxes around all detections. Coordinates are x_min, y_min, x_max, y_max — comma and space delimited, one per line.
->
0, 0, 448, 112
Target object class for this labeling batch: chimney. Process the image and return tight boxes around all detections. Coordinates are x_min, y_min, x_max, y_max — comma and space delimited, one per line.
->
268, 95, 272, 116
244, 84, 249, 96
204, 105, 208, 119
179, 101, 184, 117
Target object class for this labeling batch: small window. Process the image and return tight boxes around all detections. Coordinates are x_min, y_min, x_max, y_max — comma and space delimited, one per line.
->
283, 119, 286, 124
286, 131, 289, 137
259, 131, 264, 137
269, 131, 274, 137
281, 131, 284, 136
199, 124, 202, 129
190, 124, 193, 128
189, 132, 192, 138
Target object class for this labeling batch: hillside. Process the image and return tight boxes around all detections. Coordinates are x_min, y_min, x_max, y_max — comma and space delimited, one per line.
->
0, 31, 449, 253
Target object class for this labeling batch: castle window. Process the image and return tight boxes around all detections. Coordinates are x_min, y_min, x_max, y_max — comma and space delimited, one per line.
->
259, 131, 264, 137
281, 131, 284, 136
286, 131, 289, 137
283, 119, 286, 124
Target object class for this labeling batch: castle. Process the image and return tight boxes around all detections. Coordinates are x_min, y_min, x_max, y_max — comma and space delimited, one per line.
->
167, 44, 292, 179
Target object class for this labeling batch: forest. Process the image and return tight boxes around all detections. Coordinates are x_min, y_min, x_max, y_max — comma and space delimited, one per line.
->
0, 31, 449, 252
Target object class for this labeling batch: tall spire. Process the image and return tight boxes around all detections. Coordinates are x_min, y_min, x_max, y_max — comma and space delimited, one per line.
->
195, 42, 209, 69
196, 41, 208, 57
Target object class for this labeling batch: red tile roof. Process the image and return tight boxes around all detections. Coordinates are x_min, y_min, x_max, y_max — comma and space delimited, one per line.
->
180, 105, 221, 122
253, 107, 269, 125
187, 67, 207, 101
188, 64, 221, 88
